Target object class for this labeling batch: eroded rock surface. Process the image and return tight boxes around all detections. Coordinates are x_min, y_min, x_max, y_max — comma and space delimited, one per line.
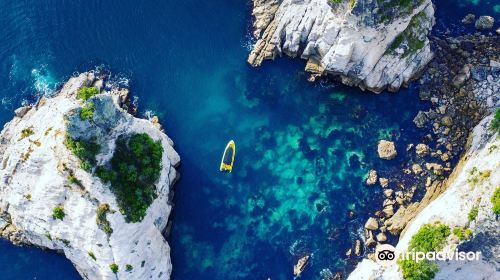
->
248, 0, 435, 92
0, 73, 180, 280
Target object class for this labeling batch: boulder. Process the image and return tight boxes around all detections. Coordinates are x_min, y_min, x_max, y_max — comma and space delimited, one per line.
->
475, 16, 494, 30
379, 177, 389, 188
14, 106, 32, 118
377, 140, 397, 160
415, 143, 430, 156
366, 170, 378, 185
383, 189, 394, 198
376, 232, 387, 242
441, 116, 453, 127
411, 163, 423, 175
365, 217, 378, 230
461, 14, 475, 24
355, 240, 362, 256
413, 111, 428, 128
425, 162, 444, 175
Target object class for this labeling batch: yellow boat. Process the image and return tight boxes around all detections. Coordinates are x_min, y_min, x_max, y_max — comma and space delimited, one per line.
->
220, 140, 235, 172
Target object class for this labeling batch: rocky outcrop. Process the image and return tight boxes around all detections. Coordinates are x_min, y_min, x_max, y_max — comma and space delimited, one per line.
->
348, 114, 500, 279
377, 140, 397, 160
0, 73, 180, 279
248, 0, 435, 92
475, 16, 495, 30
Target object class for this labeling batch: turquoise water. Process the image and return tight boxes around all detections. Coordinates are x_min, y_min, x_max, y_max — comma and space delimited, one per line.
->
0, 0, 496, 279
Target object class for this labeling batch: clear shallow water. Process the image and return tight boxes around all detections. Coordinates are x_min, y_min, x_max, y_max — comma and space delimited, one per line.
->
0, 1, 496, 280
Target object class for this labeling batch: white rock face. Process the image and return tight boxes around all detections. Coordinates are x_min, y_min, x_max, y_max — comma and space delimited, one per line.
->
348, 114, 500, 279
248, 0, 435, 92
0, 73, 180, 280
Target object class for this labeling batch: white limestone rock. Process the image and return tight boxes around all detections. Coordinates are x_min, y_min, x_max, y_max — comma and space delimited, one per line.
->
0, 73, 180, 280
248, 0, 435, 92
348, 114, 500, 279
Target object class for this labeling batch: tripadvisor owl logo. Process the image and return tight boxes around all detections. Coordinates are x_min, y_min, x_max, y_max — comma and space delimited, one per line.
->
374, 243, 482, 267
375, 244, 397, 267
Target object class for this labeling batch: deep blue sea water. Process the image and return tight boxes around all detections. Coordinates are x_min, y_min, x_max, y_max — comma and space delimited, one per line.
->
0, 1, 497, 280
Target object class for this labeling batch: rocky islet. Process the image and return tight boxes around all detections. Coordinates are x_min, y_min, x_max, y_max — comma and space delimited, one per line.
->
0, 72, 180, 279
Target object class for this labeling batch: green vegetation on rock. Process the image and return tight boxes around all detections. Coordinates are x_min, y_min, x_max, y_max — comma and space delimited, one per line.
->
453, 227, 472, 241
68, 174, 83, 188
468, 206, 479, 221
77, 86, 99, 101
348, 0, 357, 9
109, 263, 119, 274
388, 10, 427, 57
467, 167, 491, 187
52, 206, 65, 220
88, 251, 96, 261
20, 126, 35, 140
96, 203, 113, 235
328, 0, 343, 4
490, 108, 500, 134
492, 187, 500, 215
65, 136, 101, 171
96, 133, 163, 223
398, 223, 450, 280
125, 264, 133, 272
80, 102, 95, 120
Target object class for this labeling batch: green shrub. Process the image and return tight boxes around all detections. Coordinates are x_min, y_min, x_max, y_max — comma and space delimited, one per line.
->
102, 133, 163, 222
489, 108, 500, 134
399, 259, 438, 280
409, 223, 450, 252
125, 264, 133, 272
77, 87, 99, 100
44, 232, 52, 241
489, 145, 498, 154
68, 175, 82, 186
88, 251, 96, 261
398, 223, 450, 280
96, 204, 113, 235
65, 136, 101, 171
467, 167, 491, 187
492, 187, 500, 215
95, 166, 116, 183
468, 206, 479, 221
348, 0, 357, 9
109, 263, 118, 274
53, 206, 65, 220
20, 127, 35, 140
464, 228, 473, 238
453, 227, 473, 241
329, 0, 343, 4
80, 102, 95, 120
390, 34, 405, 50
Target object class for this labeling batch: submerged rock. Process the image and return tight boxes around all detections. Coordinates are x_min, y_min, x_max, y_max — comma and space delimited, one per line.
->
377, 140, 397, 160
0, 73, 180, 280
475, 16, 495, 30
461, 14, 475, 24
